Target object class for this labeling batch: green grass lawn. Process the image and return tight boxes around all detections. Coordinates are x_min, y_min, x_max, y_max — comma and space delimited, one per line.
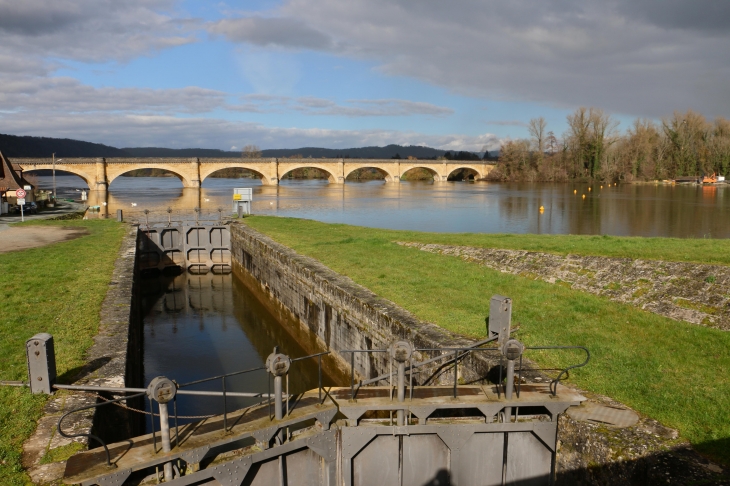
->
0, 220, 126, 485
245, 216, 730, 464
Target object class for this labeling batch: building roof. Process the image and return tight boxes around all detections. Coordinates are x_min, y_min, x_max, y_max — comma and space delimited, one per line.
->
0, 150, 34, 193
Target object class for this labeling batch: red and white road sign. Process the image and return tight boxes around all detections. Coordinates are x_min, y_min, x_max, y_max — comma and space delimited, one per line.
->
16, 189, 26, 198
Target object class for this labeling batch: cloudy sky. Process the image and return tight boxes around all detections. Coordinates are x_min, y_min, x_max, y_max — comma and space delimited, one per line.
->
0, 0, 728, 151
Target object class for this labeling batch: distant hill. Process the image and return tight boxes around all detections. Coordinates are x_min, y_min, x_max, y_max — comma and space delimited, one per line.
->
122, 147, 240, 158
261, 145, 449, 159
0, 133, 129, 158
0, 133, 491, 160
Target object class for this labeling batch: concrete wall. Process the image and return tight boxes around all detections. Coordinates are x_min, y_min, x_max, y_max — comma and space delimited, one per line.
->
230, 222, 496, 385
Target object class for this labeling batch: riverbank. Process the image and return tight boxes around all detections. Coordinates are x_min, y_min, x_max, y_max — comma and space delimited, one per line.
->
244, 216, 730, 466
0, 220, 126, 485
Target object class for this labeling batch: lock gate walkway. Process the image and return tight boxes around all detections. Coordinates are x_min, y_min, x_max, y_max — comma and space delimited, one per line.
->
64, 384, 585, 486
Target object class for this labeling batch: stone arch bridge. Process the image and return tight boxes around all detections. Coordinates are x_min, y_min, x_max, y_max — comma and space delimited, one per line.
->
16, 157, 495, 190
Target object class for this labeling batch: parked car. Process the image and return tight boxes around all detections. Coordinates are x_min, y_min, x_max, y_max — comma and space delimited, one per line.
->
12, 202, 38, 214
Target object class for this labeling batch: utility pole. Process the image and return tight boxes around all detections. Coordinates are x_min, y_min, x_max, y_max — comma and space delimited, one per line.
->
52, 153, 56, 204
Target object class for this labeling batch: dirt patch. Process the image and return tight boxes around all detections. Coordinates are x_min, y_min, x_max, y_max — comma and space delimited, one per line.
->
0, 226, 89, 253
399, 242, 730, 331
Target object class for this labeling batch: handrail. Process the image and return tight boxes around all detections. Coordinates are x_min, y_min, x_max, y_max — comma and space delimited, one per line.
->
525, 346, 591, 395
57, 391, 147, 466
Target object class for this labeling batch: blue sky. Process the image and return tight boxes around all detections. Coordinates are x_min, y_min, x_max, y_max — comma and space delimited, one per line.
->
0, 0, 727, 151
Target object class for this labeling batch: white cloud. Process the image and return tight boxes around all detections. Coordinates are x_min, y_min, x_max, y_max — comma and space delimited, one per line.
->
212, 0, 730, 118
0, 0, 197, 63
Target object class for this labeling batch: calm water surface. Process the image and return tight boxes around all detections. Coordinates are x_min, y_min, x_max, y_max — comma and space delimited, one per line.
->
36, 174, 730, 238
138, 272, 346, 428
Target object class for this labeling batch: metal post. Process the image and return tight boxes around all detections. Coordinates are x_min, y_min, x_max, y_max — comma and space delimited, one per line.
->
274, 375, 283, 420
453, 350, 458, 398
504, 359, 515, 423
397, 361, 405, 425
318, 354, 322, 404
350, 352, 355, 401
222, 377, 227, 433
52, 153, 56, 204
237, 204, 243, 218
116, 209, 123, 222
158, 402, 174, 482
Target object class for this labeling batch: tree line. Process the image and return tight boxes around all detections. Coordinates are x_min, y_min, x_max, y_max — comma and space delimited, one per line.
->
489, 109, 730, 182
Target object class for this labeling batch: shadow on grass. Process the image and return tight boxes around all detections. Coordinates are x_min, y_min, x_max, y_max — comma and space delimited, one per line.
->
56, 356, 112, 385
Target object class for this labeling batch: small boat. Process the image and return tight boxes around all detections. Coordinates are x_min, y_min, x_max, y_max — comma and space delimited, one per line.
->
703, 173, 717, 184
718, 175, 726, 183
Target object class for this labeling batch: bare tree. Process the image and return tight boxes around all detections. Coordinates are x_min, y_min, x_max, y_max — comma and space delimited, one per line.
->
242, 144, 262, 158
528, 117, 547, 155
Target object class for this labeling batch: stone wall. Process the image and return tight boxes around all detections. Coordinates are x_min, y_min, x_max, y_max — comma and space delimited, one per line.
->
230, 222, 496, 385
399, 243, 730, 331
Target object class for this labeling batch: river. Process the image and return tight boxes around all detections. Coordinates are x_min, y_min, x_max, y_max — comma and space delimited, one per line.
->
34, 174, 730, 238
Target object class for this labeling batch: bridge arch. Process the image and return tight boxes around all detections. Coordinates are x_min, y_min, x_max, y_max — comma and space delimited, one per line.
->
400, 165, 439, 181
22, 166, 92, 187
447, 166, 481, 181
107, 166, 192, 188
199, 164, 269, 185
279, 164, 338, 183
344, 165, 396, 182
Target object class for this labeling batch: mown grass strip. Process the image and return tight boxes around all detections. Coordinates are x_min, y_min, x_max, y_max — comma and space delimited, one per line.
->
245, 216, 730, 464
0, 220, 126, 485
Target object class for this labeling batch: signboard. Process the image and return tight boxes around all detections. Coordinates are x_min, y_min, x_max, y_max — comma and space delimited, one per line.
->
23, 185, 31, 190
17, 198, 26, 205
16, 189, 27, 198
233, 194, 242, 200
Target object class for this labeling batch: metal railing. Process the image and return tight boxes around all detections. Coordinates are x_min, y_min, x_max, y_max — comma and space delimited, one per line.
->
342, 342, 590, 402
51, 347, 330, 477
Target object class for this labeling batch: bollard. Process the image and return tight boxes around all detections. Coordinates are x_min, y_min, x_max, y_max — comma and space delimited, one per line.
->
390, 341, 413, 426
116, 209, 123, 222
501, 339, 524, 423
147, 377, 177, 482
488, 295, 512, 347
237, 204, 243, 218
26, 333, 56, 394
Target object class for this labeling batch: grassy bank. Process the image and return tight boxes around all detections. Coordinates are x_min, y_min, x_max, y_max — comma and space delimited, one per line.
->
245, 216, 730, 464
0, 220, 126, 485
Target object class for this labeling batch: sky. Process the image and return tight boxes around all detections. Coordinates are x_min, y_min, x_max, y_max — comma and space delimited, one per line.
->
0, 0, 728, 152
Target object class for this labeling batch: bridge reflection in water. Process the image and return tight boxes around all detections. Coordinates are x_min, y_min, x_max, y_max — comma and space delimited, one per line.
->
30, 173, 730, 237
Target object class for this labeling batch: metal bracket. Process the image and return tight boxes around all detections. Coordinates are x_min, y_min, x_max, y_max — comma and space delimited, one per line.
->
341, 427, 378, 459
340, 407, 368, 427
544, 403, 571, 421
179, 444, 210, 466
476, 403, 505, 423
314, 407, 337, 431
436, 426, 474, 452
306, 430, 337, 463
251, 426, 279, 449
408, 406, 437, 425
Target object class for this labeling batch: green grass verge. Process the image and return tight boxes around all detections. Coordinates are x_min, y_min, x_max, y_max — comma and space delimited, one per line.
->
0, 220, 126, 485
245, 216, 730, 464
